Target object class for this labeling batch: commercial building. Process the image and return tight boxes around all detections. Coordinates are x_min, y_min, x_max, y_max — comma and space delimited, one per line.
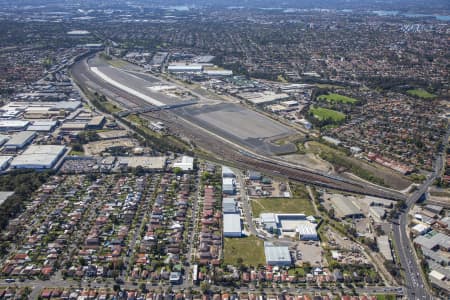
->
248, 170, 262, 180
264, 242, 291, 266
414, 232, 450, 251
168, 64, 203, 73
260, 213, 317, 239
223, 213, 242, 237
0, 120, 30, 132
222, 177, 236, 195
329, 194, 364, 219
223, 197, 238, 214
238, 91, 290, 105
412, 223, 432, 236
173, 155, 194, 171
0, 156, 13, 170
222, 166, 235, 178
0, 135, 9, 146
322, 136, 342, 146
297, 221, 318, 241
60, 122, 87, 131
27, 120, 58, 132
10, 145, 66, 169
377, 235, 393, 261
203, 70, 233, 76
87, 116, 106, 129
3, 131, 36, 150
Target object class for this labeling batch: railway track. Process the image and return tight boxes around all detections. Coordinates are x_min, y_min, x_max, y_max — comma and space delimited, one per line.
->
71, 56, 406, 201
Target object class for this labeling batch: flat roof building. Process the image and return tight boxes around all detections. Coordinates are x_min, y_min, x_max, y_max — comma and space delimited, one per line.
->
297, 221, 318, 241
3, 131, 36, 150
329, 194, 364, 219
223, 197, 238, 214
223, 177, 236, 195
0, 156, 13, 170
168, 64, 203, 73
0, 120, 30, 132
223, 213, 242, 237
173, 155, 194, 171
222, 166, 235, 178
27, 120, 58, 132
264, 242, 291, 266
10, 145, 66, 169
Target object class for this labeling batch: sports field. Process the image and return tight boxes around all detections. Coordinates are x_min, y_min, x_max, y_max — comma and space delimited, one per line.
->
309, 107, 345, 122
407, 89, 436, 99
318, 93, 358, 104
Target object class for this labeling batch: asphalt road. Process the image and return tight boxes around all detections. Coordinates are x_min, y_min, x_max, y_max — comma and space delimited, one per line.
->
392, 128, 450, 300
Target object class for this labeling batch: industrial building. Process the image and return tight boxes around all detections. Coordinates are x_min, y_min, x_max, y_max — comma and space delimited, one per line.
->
173, 155, 194, 171
203, 70, 233, 76
3, 131, 36, 150
329, 194, 364, 219
223, 213, 242, 237
10, 145, 66, 169
27, 120, 58, 132
0, 135, 9, 146
264, 242, 292, 266
414, 232, 450, 251
222, 177, 236, 195
377, 235, 393, 262
0, 120, 30, 132
238, 91, 290, 105
222, 197, 238, 214
260, 213, 318, 240
297, 221, 318, 241
222, 166, 235, 178
168, 64, 203, 73
0, 156, 13, 170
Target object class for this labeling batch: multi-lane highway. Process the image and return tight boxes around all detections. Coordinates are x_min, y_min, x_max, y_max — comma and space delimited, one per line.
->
393, 128, 450, 300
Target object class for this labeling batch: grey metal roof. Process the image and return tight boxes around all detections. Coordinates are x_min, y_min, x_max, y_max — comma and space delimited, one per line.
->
223, 213, 241, 234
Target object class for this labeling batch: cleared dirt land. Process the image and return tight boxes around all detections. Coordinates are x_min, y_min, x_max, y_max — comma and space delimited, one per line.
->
279, 153, 333, 173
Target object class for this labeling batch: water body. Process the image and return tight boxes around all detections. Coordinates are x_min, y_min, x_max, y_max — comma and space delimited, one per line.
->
373, 10, 450, 21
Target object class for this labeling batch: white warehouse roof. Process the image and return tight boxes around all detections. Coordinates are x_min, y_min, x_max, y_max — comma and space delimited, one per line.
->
173, 155, 194, 171
264, 242, 291, 266
10, 145, 66, 169
223, 213, 242, 237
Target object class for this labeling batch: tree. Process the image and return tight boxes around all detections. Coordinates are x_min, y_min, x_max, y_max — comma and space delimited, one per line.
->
173, 167, 183, 176
200, 281, 210, 294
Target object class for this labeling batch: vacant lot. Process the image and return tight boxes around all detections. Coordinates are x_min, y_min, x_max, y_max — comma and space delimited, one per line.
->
306, 141, 411, 189
309, 107, 345, 122
407, 89, 436, 99
223, 236, 265, 266
318, 93, 358, 104
251, 184, 315, 216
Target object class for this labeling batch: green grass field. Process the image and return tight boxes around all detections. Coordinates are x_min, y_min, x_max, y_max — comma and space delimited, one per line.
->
318, 93, 358, 104
309, 107, 346, 122
407, 89, 436, 99
251, 184, 315, 217
223, 236, 265, 266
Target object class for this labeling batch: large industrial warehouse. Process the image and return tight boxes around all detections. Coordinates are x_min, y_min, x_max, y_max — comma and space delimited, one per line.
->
223, 213, 242, 237
264, 242, 292, 266
10, 145, 67, 169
